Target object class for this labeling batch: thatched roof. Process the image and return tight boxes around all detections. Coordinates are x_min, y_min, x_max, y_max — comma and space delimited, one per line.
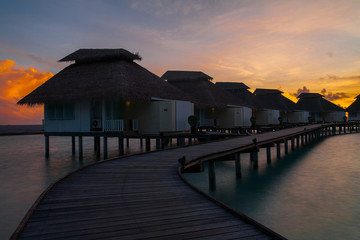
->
253, 89, 283, 95
60, 48, 142, 63
296, 93, 344, 112
162, 71, 249, 108
253, 88, 297, 111
161, 71, 212, 82
215, 82, 250, 90
18, 49, 189, 105
346, 94, 360, 112
215, 82, 260, 109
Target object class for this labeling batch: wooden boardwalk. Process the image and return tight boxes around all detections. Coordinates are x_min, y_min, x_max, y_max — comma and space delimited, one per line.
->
12, 125, 331, 240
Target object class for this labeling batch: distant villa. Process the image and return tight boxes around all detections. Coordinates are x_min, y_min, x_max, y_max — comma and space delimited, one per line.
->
18, 48, 353, 137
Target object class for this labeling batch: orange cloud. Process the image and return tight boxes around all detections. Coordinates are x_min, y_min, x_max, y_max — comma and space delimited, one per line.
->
0, 60, 53, 124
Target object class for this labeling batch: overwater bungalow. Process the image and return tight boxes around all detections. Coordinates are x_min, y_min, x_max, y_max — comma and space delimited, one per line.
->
253, 89, 309, 125
161, 71, 252, 128
215, 82, 260, 109
346, 94, 360, 121
296, 93, 345, 122
18, 49, 193, 134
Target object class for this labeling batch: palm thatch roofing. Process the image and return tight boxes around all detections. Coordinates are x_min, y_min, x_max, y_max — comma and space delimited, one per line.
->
161, 71, 212, 82
161, 71, 249, 108
18, 49, 189, 105
296, 93, 344, 112
59, 49, 142, 63
215, 82, 260, 109
346, 94, 360, 112
253, 88, 298, 111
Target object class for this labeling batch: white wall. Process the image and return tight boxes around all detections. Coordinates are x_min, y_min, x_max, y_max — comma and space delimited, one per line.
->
175, 100, 193, 131
137, 100, 193, 134
159, 101, 176, 132
348, 112, 360, 121
254, 109, 280, 125
44, 101, 90, 132
326, 111, 345, 122
287, 111, 309, 123
243, 107, 252, 127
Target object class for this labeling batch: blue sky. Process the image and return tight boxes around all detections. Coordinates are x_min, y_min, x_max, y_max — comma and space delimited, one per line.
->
1, 0, 360, 123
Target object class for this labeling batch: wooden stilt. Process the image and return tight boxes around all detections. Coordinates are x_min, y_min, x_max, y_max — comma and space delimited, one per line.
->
291, 137, 295, 151
103, 137, 108, 159
235, 153, 241, 178
145, 138, 151, 152
156, 138, 161, 150
266, 146, 271, 164
72, 136, 75, 155
284, 139, 288, 155
208, 160, 216, 190
179, 138, 185, 147
78, 136, 83, 160
118, 137, 124, 156
297, 136, 300, 148
45, 135, 49, 158
276, 142, 281, 159
301, 134, 304, 145
252, 150, 258, 169
95, 137, 100, 157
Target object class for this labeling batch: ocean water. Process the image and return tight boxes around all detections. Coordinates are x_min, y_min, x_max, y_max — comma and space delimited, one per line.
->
184, 134, 360, 240
0, 135, 156, 240
2, 134, 359, 240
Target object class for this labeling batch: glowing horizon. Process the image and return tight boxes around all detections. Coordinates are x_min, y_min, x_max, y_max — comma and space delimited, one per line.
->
0, 58, 356, 125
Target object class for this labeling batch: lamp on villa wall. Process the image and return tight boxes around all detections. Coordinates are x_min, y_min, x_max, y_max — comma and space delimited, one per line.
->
125, 100, 131, 110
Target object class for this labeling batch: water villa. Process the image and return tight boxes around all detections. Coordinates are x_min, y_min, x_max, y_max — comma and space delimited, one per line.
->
215, 82, 260, 111
253, 89, 309, 125
162, 71, 252, 128
296, 93, 345, 122
18, 49, 194, 134
346, 94, 360, 121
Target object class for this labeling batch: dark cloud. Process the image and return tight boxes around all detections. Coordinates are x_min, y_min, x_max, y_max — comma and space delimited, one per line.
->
319, 74, 360, 81
290, 86, 310, 98
320, 88, 350, 101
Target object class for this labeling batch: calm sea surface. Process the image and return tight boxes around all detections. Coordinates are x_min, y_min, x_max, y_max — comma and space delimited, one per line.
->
0, 135, 156, 240
184, 134, 360, 240
1, 134, 359, 239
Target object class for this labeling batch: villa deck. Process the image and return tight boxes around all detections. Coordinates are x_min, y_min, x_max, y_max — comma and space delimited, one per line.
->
12, 124, 350, 240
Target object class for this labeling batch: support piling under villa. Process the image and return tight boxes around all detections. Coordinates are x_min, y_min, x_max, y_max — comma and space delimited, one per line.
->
11, 123, 360, 240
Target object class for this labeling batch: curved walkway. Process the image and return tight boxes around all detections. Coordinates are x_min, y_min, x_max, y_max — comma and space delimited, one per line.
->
11, 126, 326, 239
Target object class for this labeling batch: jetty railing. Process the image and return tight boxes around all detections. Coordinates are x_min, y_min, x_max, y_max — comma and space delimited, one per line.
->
104, 119, 124, 132
181, 122, 360, 190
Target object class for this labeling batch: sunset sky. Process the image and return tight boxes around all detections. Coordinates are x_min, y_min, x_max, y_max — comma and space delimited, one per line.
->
1, 0, 359, 124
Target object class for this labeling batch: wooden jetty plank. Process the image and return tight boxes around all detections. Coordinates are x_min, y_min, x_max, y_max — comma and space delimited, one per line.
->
13, 125, 334, 240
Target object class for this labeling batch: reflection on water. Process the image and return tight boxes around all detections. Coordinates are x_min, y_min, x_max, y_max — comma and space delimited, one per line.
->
0, 135, 155, 240
184, 134, 360, 240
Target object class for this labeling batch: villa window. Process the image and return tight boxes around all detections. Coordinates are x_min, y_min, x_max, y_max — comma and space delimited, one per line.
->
46, 103, 74, 120
105, 101, 121, 120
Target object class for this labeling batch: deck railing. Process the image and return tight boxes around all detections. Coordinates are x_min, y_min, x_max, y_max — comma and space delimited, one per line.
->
104, 120, 124, 132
